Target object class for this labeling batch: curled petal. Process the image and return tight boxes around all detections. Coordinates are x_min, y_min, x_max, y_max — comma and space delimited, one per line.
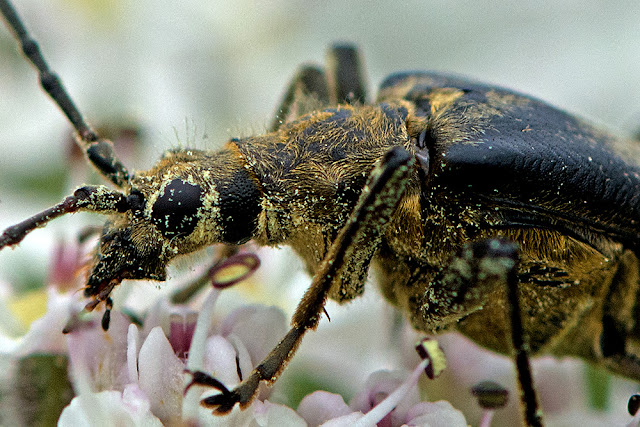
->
203, 335, 242, 386
209, 253, 260, 289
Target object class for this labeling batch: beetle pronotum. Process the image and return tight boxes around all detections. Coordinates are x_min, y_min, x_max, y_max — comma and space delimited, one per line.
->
2, 1, 640, 426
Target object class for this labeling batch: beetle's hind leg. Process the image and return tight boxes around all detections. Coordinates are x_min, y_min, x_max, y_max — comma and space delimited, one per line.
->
269, 65, 330, 131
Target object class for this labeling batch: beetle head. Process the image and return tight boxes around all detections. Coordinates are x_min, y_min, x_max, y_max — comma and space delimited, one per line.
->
81, 147, 264, 324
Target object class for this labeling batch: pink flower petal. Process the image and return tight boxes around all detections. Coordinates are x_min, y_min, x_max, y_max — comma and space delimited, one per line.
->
220, 305, 287, 366
47, 239, 85, 292
65, 310, 130, 391
404, 401, 467, 427
297, 391, 353, 427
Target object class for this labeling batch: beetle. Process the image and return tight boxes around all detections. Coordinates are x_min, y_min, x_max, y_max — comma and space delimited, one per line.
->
2, 1, 640, 425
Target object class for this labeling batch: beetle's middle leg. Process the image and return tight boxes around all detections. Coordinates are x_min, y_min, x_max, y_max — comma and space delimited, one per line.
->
403, 238, 521, 332
187, 147, 415, 414
405, 238, 543, 426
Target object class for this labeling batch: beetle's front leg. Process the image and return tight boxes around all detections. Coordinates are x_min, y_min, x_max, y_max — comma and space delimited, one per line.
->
187, 147, 415, 414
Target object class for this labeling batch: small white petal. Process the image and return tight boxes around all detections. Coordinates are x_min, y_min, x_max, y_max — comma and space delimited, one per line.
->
127, 324, 140, 384
12, 290, 78, 357
58, 390, 162, 427
138, 326, 184, 422
224, 333, 253, 381
203, 334, 241, 386
252, 400, 307, 427
221, 305, 286, 365
319, 412, 366, 427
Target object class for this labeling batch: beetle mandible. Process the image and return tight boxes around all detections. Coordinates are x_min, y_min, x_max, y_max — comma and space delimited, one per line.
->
2, 1, 640, 425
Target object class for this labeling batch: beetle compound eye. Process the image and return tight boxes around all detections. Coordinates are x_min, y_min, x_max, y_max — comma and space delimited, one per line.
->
151, 178, 203, 238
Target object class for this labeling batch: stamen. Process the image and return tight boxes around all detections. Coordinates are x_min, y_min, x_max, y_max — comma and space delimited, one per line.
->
352, 338, 444, 427
182, 253, 260, 420
352, 359, 430, 427
471, 381, 509, 427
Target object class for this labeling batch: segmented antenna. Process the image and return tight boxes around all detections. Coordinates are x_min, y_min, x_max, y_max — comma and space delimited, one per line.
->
0, 186, 129, 250
0, 0, 130, 187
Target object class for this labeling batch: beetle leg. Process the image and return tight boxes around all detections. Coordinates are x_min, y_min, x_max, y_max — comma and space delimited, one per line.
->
269, 43, 367, 131
326, 43, 367, 105
269, 65, 330, 131
598, 250, 640, 380
191, 147, 414, 414
409, 239, 521, 330
408, 238, 543, 426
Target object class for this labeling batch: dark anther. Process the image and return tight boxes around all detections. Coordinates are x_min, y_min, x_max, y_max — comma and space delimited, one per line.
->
101, 308, 111, 331
628, 393, 640, 416
471, 380, 509, 409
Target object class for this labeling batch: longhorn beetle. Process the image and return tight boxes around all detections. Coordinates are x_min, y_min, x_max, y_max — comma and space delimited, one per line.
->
2, 1, 640, 426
